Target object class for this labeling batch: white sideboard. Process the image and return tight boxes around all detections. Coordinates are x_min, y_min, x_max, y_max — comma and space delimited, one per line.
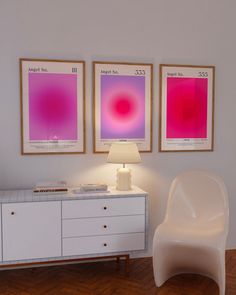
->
0, 186, 148, 268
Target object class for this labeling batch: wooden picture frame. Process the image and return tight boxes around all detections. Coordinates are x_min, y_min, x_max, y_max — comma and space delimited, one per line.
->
20, 58, 85, 155
93, 61, 153, 153
159, 64, 215, 152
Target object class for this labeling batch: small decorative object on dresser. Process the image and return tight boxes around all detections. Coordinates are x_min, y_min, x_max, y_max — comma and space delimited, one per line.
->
0, 186, 148, 272
107, 142, 141, 191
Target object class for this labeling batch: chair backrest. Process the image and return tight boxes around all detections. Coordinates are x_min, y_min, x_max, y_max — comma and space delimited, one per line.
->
165, 170, 229, 231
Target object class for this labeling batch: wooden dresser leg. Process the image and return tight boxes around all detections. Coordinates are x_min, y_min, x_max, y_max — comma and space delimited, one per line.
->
125, 255, 130, 275
116, 256, 120, 270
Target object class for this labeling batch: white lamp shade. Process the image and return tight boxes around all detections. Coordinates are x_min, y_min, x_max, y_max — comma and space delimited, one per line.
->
107, 142, 141, 164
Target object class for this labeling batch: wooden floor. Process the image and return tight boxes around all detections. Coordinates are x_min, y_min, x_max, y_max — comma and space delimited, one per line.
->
0, 250, 235, 295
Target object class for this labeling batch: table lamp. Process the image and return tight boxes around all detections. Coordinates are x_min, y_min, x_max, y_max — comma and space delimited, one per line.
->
107, 142, 141, 191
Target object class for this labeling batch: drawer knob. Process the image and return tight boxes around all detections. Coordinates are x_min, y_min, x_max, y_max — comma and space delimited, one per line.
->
11, 212, 15, 215
103, 243, 107, 247
103, 206, 107, 210
103, 225, 107, 228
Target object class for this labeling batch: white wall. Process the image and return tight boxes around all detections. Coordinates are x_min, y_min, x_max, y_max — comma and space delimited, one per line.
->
0, 0, 236, 254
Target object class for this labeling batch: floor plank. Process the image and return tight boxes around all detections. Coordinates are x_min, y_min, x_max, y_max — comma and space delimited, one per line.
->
0, 250, 234, 294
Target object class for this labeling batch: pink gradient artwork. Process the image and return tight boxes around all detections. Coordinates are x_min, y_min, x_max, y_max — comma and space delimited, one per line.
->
101, 75, 145, 139
166, 77, 208, 138
28, 73, 78, 140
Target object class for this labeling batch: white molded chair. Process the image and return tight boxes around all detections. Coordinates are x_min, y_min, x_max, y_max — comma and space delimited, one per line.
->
153, 170, 229, 295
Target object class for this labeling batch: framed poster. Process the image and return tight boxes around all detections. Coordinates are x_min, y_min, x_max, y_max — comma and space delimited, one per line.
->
20, 58, 85, 154
159, 64, 215, 152
93, 62, 153, 153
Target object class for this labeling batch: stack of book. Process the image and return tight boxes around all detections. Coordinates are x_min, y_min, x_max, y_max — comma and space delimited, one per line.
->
80, 183, 108, 192
72, 184, 108, 194
33, 181, 68, 194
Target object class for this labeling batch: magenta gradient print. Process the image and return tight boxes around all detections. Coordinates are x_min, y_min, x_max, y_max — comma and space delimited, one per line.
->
101, 75, 145, 139
28, 73, 78, 141
166, 77, 208, 139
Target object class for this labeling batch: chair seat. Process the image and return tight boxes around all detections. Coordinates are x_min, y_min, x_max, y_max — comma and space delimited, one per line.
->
156, 222, 225, 247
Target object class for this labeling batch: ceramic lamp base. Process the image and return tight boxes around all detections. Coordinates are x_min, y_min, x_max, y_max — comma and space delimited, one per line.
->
116, 167, 132, 191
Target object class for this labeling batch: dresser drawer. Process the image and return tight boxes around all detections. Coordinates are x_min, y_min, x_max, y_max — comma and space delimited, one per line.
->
62, 215, 145, 238
62, 197, 145, 219
63, 233, 145, 256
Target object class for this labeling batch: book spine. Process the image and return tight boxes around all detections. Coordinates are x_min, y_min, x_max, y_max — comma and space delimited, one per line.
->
33, 188, 68, 193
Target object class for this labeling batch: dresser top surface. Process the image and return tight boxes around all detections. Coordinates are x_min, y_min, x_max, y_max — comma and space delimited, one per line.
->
0, 186, 147, 204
